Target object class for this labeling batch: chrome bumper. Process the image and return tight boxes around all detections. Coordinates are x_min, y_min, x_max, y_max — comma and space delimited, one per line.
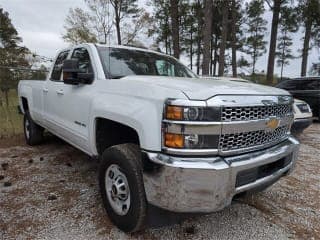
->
143, 137, 299, 213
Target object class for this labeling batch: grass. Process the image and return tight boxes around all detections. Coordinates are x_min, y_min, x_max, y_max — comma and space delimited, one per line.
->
0, 90, 23, 138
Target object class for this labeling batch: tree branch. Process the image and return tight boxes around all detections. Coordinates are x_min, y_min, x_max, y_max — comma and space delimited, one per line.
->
265, 0, 273, 9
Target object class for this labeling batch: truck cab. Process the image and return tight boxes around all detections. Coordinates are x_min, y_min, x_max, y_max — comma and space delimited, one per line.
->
18, 43, 300, 232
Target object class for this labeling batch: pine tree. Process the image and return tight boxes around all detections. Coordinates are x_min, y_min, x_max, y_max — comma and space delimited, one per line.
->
265, 0, 291, 84
243, 0, 267, 74
149, 0, 172, 54
202, 0, 213, 75
229, 0, 245, 77
194, 0, 204, 74
0, 8, 29, 105
218, 0, 229, 76
179, 1, 196, 69
309, 59, 320, 76
170, 0, 180, 58
210, 1, 223, 75
276, 6, 298, 80
298, 0, 320, 76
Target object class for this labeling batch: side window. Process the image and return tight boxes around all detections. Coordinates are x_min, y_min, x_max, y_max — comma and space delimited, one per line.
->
51, 51, 69, 81
71, 48, 93, 74
279, 80, 300, 90
156, 60, 175, 76
300, 80, 320, 90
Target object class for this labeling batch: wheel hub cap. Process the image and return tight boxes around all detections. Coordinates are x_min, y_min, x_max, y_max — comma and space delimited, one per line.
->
105, 164, 130, 215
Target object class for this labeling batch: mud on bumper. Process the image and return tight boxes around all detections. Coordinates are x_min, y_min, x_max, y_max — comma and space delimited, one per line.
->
142, 137, 299, 213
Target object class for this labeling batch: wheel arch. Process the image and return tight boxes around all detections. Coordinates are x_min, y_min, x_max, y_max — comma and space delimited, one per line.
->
94, 117, 141, 155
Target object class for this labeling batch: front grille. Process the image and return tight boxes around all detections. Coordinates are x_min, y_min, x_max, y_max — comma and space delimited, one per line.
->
222, 105, 292, 122
219, 125, 289, 152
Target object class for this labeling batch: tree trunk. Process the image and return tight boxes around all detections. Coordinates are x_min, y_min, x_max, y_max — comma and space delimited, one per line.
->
212, 35, 218, 76
210, 36, 214, 75
231, 0, 237, 77
190, 29, 193, 70
301, 19, 312, 77
280, 31, 287, 81
115, 14, 121, 45
196, 37, 201, 75
266, 0, 281, 85
170, 0, 180, 59
202, 0, 213, 75
104, 32, 107, 45
213, 42, 218, 75
218, 0, 228, 76
252, 26, 258, 74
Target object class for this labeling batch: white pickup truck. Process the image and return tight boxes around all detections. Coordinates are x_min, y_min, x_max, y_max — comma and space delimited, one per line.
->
18, 43, 300, 232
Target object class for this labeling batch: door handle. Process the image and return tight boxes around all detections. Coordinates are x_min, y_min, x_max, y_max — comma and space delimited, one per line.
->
43, 88, 49, 93
56, 89, 64, 95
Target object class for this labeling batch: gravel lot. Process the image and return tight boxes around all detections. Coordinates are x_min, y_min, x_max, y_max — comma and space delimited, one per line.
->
0, 123, 319, 240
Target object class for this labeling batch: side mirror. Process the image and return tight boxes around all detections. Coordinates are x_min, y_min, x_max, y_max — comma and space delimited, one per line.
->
62, 59, 93, 85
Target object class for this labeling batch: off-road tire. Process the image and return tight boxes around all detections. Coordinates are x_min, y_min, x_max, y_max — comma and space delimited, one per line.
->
23, 111, 44, 146
99, 144, 147, 232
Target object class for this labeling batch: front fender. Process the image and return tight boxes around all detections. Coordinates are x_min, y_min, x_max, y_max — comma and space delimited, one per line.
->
89, 94, 164, 155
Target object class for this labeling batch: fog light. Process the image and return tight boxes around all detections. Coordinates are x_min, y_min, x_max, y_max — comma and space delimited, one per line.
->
184, 134, 199, 148
164, 133, 184, 148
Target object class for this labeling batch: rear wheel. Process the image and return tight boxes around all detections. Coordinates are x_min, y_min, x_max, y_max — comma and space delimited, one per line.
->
23, 112, 44, 145
99, 144, 147, 232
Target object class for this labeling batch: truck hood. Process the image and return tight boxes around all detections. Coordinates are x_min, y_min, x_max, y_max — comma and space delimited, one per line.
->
121, 76, 289, 100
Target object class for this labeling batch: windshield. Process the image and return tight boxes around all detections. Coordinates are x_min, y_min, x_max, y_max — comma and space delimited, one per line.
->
97, 46, 197, 79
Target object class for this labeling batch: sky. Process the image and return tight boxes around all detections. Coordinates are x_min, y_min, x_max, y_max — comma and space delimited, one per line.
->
0, 0, 319, 77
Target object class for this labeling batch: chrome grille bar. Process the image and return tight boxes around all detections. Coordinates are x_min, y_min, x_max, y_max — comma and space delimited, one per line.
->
222, 104, 292, 122
219, 125, 290, 153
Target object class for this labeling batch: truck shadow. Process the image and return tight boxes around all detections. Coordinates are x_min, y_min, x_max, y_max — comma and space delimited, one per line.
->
146, 204, 202, 229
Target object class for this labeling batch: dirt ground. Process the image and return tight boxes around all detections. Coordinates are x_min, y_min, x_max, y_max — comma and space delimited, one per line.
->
0, 124, 319, 240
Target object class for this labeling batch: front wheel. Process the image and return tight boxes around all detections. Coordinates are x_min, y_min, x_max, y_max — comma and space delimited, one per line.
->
99, 144, 147, 232
23, 112, 44, 146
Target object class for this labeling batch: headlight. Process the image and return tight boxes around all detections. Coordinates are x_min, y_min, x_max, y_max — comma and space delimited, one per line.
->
163, 99, 221, 151
164, 103, 220, 121
297, 103, 311, 113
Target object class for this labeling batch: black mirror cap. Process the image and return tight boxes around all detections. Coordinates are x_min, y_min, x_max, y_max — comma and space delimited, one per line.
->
62, 59, 94, 85
78, 72, 94, 84
62, 59, 80, 85
62, 59, 80, 73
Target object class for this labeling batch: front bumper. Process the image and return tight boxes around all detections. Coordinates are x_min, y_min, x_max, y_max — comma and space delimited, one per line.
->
143, 137, 299, 213
292, 118, 313, 133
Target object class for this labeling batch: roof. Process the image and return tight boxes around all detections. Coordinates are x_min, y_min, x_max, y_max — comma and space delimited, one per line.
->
292, 76, 320, 80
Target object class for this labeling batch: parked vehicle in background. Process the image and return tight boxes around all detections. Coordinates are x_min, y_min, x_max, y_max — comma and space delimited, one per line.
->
276, 77, 320, 120
18, 43, 300, 232
292, 99, 313, 135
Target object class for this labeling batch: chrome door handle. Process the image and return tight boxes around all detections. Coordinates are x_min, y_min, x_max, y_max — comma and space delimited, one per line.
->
43, 88, 49, 93
56, 89, 64, 95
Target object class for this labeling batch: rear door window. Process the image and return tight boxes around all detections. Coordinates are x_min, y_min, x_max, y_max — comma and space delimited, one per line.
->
50, 51, 69, 81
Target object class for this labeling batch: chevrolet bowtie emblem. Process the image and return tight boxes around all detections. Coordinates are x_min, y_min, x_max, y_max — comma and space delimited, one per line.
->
265, 118, 280, 132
